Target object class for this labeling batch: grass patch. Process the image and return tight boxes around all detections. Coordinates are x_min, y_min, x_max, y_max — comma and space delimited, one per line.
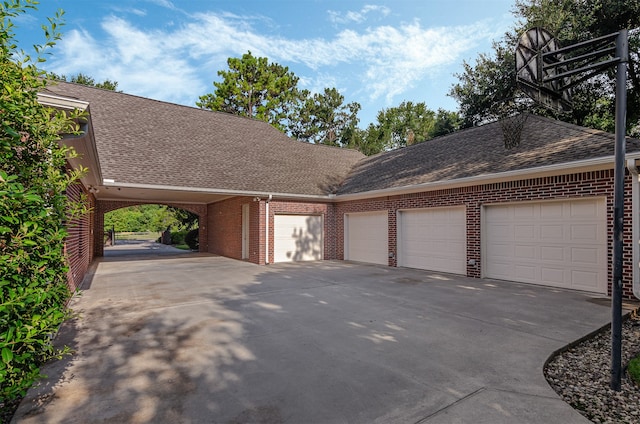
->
175, 244, 190, 250
115, 231, 160, 241
629, 356, 640, 385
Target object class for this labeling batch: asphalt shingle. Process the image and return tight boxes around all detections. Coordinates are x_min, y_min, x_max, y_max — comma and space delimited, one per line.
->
337, 114, 640, 195
44, 81, 365, 196
43, 82, 640, 198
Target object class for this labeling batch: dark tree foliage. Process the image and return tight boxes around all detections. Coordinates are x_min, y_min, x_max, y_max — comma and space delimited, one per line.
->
349, 102, 462, 154
289, 88, 361, 147
450, 0, 640, 135
50, 72, 120, 91
166, 206, 198, 231
197, 51, 302, 132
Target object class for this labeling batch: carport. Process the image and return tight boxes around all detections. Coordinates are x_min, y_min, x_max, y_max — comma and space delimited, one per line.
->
13, 256, 617, 423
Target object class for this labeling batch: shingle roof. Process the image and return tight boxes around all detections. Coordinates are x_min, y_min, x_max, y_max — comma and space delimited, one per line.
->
42, 82, 640, 199
337, 114, 640, 195
43, 81, 365, 196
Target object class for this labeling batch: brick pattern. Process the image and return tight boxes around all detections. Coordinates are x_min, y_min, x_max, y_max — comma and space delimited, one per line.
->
207, 198, 333, 265
65, 182, 95, 291
335, 169, 637, 299
94, 200, 208, 257
207, 197, 260, 262
67, 169, 637, 300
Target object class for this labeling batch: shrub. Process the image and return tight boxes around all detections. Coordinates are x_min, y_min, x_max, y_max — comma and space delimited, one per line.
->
185, 228, 199, 250
170, 230, 187, 246
1, 1, 85, 403
629, 356, 640, 386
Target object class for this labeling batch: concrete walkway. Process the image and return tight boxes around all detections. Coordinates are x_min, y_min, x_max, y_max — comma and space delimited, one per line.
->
13, 256, 617, 423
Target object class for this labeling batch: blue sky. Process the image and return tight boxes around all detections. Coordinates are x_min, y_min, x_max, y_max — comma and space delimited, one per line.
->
14, 0, 517, 127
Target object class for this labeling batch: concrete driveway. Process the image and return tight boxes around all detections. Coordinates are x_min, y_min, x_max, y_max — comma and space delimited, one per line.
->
13, 254, 613, 423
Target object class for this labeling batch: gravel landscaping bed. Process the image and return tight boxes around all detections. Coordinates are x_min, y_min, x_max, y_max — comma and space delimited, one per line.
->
545, 311, 640, 424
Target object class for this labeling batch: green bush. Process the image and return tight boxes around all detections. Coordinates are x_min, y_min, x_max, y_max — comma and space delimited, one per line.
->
185, 228, 199, 250
629, 356, 640, 385
1, 1, 85, 402
170, 230, 187, 246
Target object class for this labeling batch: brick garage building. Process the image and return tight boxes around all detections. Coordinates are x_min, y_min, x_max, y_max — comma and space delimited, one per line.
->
42, 82, 640, 299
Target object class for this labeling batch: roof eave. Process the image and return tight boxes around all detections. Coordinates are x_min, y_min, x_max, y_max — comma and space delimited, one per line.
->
37, 93, 103, 189
101, 181, 334, 202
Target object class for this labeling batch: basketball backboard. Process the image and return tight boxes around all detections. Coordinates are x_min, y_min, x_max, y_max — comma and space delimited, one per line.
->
515, 27, 573, 112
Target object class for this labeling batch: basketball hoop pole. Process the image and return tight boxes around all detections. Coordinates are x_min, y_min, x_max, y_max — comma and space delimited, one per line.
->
611, 28, 628, 392
517, 27, 630, 391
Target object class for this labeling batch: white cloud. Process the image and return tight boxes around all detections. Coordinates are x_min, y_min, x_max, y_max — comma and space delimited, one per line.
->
48, 17, 206, 106
147, 0, 177, 10
47, 10, 500, 111
328, 5, 391, 24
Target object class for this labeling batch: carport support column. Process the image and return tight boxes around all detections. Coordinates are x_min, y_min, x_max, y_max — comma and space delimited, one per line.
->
94, 201, 105, 257
264, 195, 272, 264
389, 209, 397, 267
256, 200, 268, 265
198, 212, 208, 252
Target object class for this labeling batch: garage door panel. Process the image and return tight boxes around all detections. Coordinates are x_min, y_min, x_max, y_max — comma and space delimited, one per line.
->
540, 225, 564, 240
541, 267, 565, 284
571, 224, 600, 241
540, 246, 564, 260
487, 262, 513, 280
515, 225, 535, 240
514, 204, 535, 218
572, 270, 599, 289
274, 215, 323, 263
515, 265, 537, 280
447, 241, 465, 254
485, 199, 606, 293
515, 245, 536, 259
571, 247, 598, 263
346, 212, 388, 265
399, 207, 466, 275
541, 202, 563, 218
571, 201, 598, 217
491, 243, 512, 258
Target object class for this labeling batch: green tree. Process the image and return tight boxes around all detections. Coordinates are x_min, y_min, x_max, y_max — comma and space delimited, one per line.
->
197, 51, 302, 131
1, 0, 85, 402
51, 72, 119, 91
450, 0, 640, 134
346, 124, 386, 156
104, 205, 184, 232
345, 103, 460, 155
383, 101, 435, 149
450, 43, 523, 127
166, 206, 198, 230
289, 88, 361, 147
339, 103, 461, 156
432, 108, 463, 137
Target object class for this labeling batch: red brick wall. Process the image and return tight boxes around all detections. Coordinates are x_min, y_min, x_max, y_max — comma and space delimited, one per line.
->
207, 196, 262, 262
95, 200, 208, 257
65, 182, 95, 291
335, 169, 636, 299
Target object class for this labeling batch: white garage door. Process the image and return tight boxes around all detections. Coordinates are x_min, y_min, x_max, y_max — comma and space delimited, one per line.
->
274, 215, 323, 262
484, 198, 607, 293
345, 211, 388, 265
398, 207, 467, 274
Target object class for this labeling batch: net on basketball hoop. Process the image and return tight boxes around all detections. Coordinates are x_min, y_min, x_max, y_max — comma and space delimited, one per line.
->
499, 112, 528, 149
